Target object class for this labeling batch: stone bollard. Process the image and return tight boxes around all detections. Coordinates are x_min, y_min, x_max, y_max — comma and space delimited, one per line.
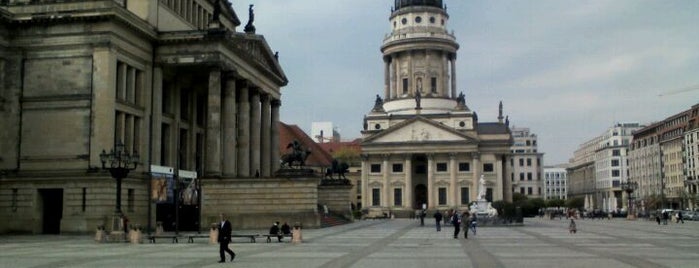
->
95, 225, 105, 243
291, 222, 302, 244
155, 221, 164, 235
209, 223, 219, 245
129, 225, 142, 244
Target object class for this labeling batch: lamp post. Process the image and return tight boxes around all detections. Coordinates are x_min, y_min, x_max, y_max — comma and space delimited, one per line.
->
100, 142, 139, 232
621, 181, 638, 220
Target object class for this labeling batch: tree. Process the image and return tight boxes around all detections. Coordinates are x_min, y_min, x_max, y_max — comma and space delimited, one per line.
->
565, 197, 584, 209
331, 146, 360, 166
546, 198, 565, 208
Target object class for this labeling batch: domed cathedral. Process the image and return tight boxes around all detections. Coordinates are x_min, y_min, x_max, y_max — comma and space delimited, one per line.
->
360, 0, 513, 217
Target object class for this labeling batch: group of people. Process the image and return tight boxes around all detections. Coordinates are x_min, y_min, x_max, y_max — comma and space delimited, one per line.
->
216, 213, 293, 263
432, 210, 478, 239
655, 210, 684, 225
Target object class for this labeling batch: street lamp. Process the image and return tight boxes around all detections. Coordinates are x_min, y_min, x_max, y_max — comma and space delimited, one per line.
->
100, 142, 139, 232
621, 181, 638, 220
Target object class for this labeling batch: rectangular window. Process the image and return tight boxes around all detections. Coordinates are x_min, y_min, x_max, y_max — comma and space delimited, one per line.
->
392, 163, 403, 173
611, 159, 620, 167
519, 173, 524, 181
483, 163, 494, 172
527, 158, 532, 166
370, 164, 381, 173
438, 188, 447, 205
612, 149, 621, 156
402, 78, 408, 94
486, 188, 493, 202
11, 188, 18, 212
612, 170, 620, 177
127, 189, 135, 212
519, 159, 524, 166
528, 187, 533, 195
537, 158, 541, 166
527, 173, 532, 181
520, 187, 525, 194
460, 187, 470, 205
436, 162, 448, 172
82, 188, 86, 212
394, 188, 402, 206
458, 162, 470, 172
372, 188, 380, 206
430, 77, 437, 93
510, 158, 514, 166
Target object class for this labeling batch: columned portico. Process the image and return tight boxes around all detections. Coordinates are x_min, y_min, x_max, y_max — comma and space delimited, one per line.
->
250, 90, 261, 176
222, 77, 237, 176
427, 154, 435, 209
237, 82, 251, 177
404, 155, 413, 209
449, 153, 458, 206
270, 100, 281, 172
205, 68, 222, 176
260, 94, 271, 177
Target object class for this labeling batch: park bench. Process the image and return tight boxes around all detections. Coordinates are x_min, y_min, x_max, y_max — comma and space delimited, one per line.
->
148, 234, 180, 243
263, 233, 292, 243
231, 234, 258, 243
185, 234, 210, 243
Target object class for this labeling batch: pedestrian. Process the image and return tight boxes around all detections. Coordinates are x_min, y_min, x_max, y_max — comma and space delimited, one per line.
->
470, 213, 478, 235
451, 210, 461, 239
281, 222, 291, 236
461, 211, 470, 239
655, 214, 661, 225
569, 219, 577, 234
419, 209, 426, 226
662, 211, 669, 225
269, 221, 282, 242
218, 213, 235, 263
677, 211, 684, 224
433, 210, 443, 232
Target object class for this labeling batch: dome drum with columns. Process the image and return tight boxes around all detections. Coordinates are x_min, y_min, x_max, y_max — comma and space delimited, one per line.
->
361, 1, 512, 218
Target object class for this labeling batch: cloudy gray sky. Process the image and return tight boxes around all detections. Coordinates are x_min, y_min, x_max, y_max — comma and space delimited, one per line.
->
230, 0, 699, 165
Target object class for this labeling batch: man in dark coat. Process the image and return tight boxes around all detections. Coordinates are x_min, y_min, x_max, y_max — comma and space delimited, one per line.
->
433, 211, 443, 232
269, 222, 282, 242
452, 211, 461, 239
218, 213, 235, 263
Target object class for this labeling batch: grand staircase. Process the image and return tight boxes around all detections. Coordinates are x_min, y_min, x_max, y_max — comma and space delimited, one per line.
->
320, 213, 351, 228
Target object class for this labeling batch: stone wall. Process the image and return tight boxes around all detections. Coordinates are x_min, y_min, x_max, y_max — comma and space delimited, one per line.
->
201, 177, 320, 230
318, 184, 353, 220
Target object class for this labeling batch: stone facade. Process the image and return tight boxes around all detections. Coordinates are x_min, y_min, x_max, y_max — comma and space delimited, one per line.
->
510, 127, 544, 198
0, 0, 295, 234
360, 1, 512, 217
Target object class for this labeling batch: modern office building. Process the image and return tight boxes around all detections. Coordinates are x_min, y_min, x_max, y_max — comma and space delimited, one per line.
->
543, 166, 568, 200
359, 0, 513, 217
510, 127, 544, 198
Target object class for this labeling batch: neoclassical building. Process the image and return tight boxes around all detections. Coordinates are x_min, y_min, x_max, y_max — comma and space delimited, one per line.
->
360, 0, 512, 217
0, 0, 290, 234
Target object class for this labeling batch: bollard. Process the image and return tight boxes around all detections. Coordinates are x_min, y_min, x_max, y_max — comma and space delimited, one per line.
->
130, 225, 142, 244
155, 221, 164, 235
209, 223, 219, 244
292, 222, 302, 244
95, 225, 105, 243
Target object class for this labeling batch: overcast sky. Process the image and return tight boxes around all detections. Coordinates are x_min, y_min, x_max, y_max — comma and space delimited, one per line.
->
229, 0, 699, 165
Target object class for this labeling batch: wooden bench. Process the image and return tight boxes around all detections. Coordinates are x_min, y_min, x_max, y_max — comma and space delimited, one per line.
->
263, 234, 292, 243
231, 234, 258, 243
186, 234, 209, 243
148, 235, 180, 243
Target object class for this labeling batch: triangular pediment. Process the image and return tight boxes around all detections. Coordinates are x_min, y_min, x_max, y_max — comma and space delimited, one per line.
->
364, 117, 478, 144
229, 33, 288, 86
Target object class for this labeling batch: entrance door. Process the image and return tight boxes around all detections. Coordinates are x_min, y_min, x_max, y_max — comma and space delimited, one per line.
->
414, 184, 427, 209
39, 189, 63, 234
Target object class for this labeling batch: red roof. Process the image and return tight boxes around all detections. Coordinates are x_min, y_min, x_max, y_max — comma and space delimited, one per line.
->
278, 122, 333, 167
317, 139, 362, 155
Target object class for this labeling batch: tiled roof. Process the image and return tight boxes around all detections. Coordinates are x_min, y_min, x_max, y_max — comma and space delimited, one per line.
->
278, 122, 333, 167
317, 139, 362, 155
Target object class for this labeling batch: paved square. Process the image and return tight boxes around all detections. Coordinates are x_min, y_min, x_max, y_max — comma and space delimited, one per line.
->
1, 218, 697, 268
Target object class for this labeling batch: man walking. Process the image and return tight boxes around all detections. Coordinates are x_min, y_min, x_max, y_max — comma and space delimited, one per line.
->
218, 213, 236, 263
451, 210, 461, 239
433, 210, 443, 231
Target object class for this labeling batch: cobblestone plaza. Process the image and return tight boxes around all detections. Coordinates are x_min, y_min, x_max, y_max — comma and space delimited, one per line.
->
1, 218, 697, 268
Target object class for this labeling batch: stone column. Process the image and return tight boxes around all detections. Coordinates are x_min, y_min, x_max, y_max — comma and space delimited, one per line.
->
361, 155, 369, 208
151, 66, 163, 165
260, 93, 271, 177
205, 68, 222, 176
442, 52, 449, 98
384, 57, 390, 100
393, 55, 400, 99
404, 155, 413, 209
502, 155, 512, 202
495, 155, 503, 201
91, 47, 117, 166
450, 54, 457, 98
222, 77, 237, 176
427, 154, 434, 209
450, 153, 457, 206
408, 51, 413, 96
471, 152, 480, 202
271, 99, 281, 173
236, 81, 250, 177
382, 155, 390, 208
250, 89, 261, 177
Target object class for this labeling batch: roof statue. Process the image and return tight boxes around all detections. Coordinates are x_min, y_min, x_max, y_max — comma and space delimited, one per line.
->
415, 90, 422, 109
244, 4, 256, 34
372, 94, 385, 112
211, 0, 221, 23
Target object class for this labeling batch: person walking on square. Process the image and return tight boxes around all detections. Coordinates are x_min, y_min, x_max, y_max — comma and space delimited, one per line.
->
451, 210, 461, 239
218, 213, 235, 263
662, 210, 669, 225
655, 214, 661, 225
470, 213, 478, 235
677, 211, 684, 224
461, 211, 470, 239
433, 210, 443, 231
569, 219, 577, 234
419, 209, 426, 226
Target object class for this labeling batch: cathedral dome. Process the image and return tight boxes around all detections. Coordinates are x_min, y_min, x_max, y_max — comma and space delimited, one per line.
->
394, 0, 444, 11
